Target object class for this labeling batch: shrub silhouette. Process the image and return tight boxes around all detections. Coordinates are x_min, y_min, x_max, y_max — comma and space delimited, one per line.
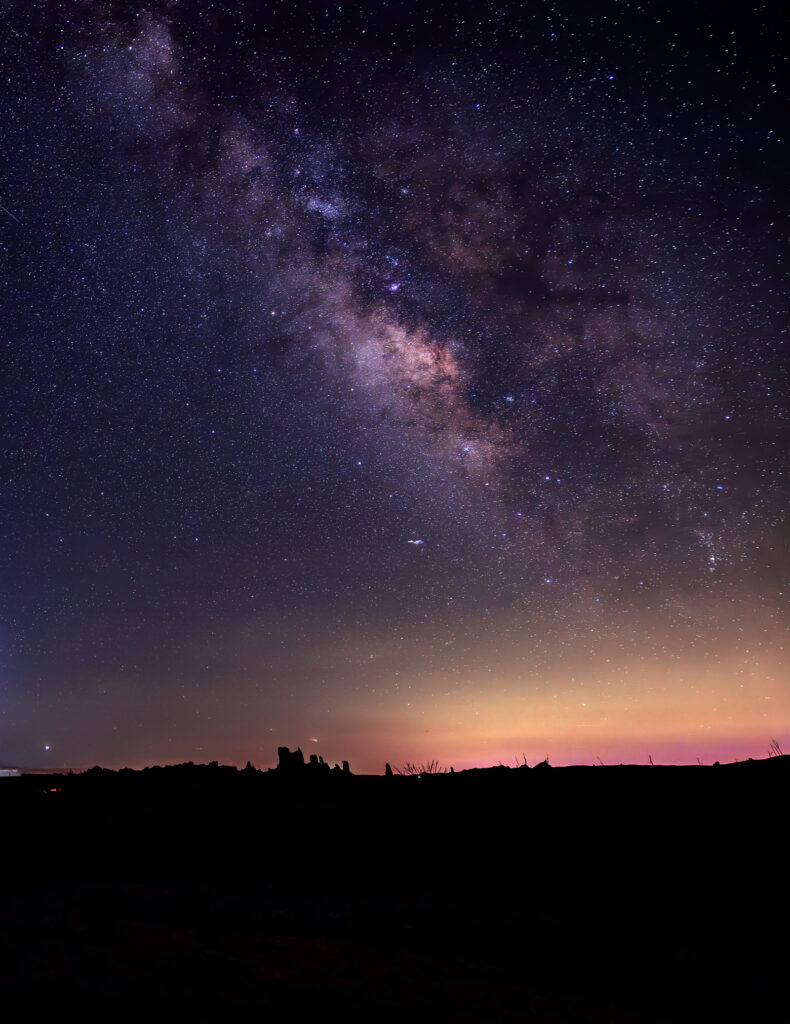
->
395, 760, 445, 775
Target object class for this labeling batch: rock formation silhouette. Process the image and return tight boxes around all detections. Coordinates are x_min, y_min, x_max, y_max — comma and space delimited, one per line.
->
276, 746, 305, 772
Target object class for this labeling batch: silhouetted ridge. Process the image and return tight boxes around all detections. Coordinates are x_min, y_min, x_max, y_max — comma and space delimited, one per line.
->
2, 750, 786, 1021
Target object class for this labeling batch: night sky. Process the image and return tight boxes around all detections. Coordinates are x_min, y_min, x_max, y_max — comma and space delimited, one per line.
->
1, 1, 786, 773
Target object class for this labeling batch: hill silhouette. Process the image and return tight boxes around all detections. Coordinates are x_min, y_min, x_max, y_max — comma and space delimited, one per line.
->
1, 750, 786, 1021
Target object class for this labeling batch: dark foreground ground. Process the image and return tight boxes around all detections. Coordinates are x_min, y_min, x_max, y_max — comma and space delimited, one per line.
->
2, 756, 787, 1021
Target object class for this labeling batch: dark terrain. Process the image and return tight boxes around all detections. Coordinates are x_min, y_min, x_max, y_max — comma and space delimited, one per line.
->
2, 752, 786, 1021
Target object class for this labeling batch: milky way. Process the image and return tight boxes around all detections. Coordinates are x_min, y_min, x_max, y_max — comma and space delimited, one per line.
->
1, 2, 786, 771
